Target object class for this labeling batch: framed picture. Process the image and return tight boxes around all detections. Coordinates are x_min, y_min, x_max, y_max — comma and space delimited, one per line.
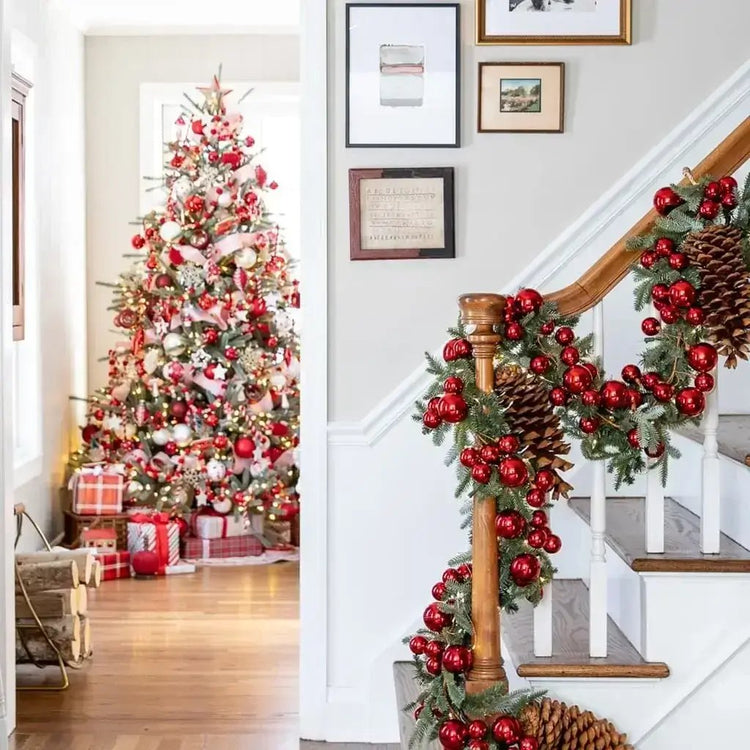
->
349, 168, 455, 260
476, 0, 631, 45
478, 62, 564, 133
346, 3, 460, 148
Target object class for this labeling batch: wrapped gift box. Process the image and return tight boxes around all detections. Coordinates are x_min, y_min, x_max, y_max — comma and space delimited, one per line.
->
191, 510, 247, 540
127, 513, 180, 575
70, 465, 124, 515
99, 551, 131, 581
183, 534, 263, 560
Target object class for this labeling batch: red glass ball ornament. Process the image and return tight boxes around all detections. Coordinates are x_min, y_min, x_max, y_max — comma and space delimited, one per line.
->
676, 387, 706, 417
580, 416, 601, 434
581, 389, 601, 407
653, 382, 674, 402
627, 388, 644, 409
642, 317, 661, 336
627, 429, 641, 449
425, 640, 444, 658
442, 340, 458, 362
439, 721, 468, 750
81, 424, 98, 443
699, 199, 721, 220
432, 582, 447, 600
467, 742, 489, 750
526, 488, 546, 508
694, 372, 715, 393
600, 380, 628, 410
561, 346, 580, 365
540, 321, 555, 336
621, 364, 641, 383
468, 720, 488, 740
495, 510, 527, 540
549, 387, 569, 406
527, 528, 548, 549
704, 181, 722, 200
423, 603, 451, 632
504, 296, 517, 320
460, 447, 479, 467
442, 568, 460, 584
555, 326, 574, 345
497, 435, 521, 454
668, 252, 689, 270
640, 251, 657, 269
510, 554, 541, 587
131, 234, 146, 249
443, 376, 464, 394
516, 288, 544, 314
438, 394, 468, 424
454, 339, 472, 358
660, 305, 680, 324
520, 737, 540, 750
687, 343, 718, 372
651, 283, 670, 303
531, 510, 548, 527
642, 372, 660, 390
722, 192, 739, 209
645, 442, 666, 459
530, 355, 550, 374
425, 656, 441, 675
169, 400, 188, 422
456, 563, 472, 581
492, 716, 522, 744
499, 457, 529, 488
471, 462, 492, 484
653, 186, 683, 216
669, 280, 697, 308
423, 411, 442, 429
654, 237, 675, 257
409, 636, 427, 655
427, 396, 441, 412
535, 469, 555, 491
685, 307, 705, 325
479, 444, 502, 464
132, 549, 160, 577
583, 361, 598, 380
154, 273, 173, 289
544, 534, 563, 554
719, 175, 738, 195
442, 645, 468, 674
505, 322, 525, 341
563, 365, 593, 394
234, 436, 256, 459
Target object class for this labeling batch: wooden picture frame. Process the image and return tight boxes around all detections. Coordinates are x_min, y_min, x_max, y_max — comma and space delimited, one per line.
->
349, 167, 455, 260
478, 62, 565, 133
345, 3, 461, 148
476, 0, 631, 46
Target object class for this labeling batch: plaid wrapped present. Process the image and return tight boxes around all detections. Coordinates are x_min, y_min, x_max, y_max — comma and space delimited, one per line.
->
69, 465, 124, 515
127, 513, 180, 575
191, 508, 247, 540
183, 534, 263, 560
98, 551, 131, 581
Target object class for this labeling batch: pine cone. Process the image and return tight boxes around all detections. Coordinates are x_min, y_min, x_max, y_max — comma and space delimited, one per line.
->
681, 224, 750, 369
495, 366, 574, 497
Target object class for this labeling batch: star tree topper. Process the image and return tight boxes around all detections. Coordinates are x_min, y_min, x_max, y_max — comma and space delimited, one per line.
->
197, 75, 233, 114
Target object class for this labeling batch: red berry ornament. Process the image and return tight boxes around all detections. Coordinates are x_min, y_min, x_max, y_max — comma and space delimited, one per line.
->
409, 636, 427, 655
654, 237, 675, 257
456, 563, 472, 581
438, 394, 468, 424
439, 721, 468, 750
534, 469, 555, 491
642, 317, 661, 336
425, 640, 444, 658
510, 554, 541, 587
651, 283, 669, 303
520, 737, 540, 750
497, 434, 521, 454
505, 322, 524, 341
468, 720, 488, 740
642, 372, 660, 390
621, 364, 641, 383
442, 646, 468, 674
472, 462, 492, 484
492, 716, 522, 744
460, 448, 479, 467
530, 355, 550, 374
694, 372, 715, 393
660, 305, 680, 324
467, 742, 489, 750
561, 346, 580, 365
704, 181, 722, 200
719, 175, 738, 195
579, 416, 601, 434
627, 388, 643, 409
627, 429, 641, 449
531, 510, 547, 527
563, 365, 592, 394
479, 444, 502, 464
668, 252, 688, 270
432, 582, 447, 600
442, 340, 458, 362
581, 389, 601, 407
722, 192, 738, 209
423, 603, 451, 632
685, 307, 705, 326
425, 656, 441, 675
544, 534, 563, 554
676, 387, 705, 417
526, 488, 546, 508
600, 380, 628, 410
234, 436, 255, 459
669, 280, 696, 308
495, 510, 527, 539
640, 251, 656, 269
687, 343, 718, 372
444, 376, 464, 394
653, 382, 674, 402
646, 443, 666, 459
540, 321, 555, 335
498, 457, 529, 488
516, 288, 544, 314
527, 528, 547, 549
131, 234, 146, 249
442, 568, 460, 584
555, 327, 574, 345
549, 387, 568, 406
699, 199, 721, 220
423, 411, 442, 429
653, 186, 683, 215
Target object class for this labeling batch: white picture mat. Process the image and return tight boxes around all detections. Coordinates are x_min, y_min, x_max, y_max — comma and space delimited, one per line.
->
485, 0, 622, 35
348, 5, 457, 145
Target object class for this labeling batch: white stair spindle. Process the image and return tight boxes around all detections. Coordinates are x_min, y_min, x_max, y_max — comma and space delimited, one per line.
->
589, 302, 608, 657
701, 369, 721, 554
534, 533, 553, 657
645, 461, 665, 553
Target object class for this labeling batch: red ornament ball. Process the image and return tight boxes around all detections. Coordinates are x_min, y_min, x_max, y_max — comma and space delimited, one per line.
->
505, 322, 525, 341
581, 389, 601, 407
563, 365, 593, 394
438, 720, 467, 750
642, 372, 660, 390
516, 288, 544, 314
651, 283, 670, 303
492, 716, 522, 744
719, 175, 738, 195
549, 387, 568, 406
583, 362, 599, 379
621, 364, 642, 383
442, 568, 460, 584
530, 355, 550, 374
660, 305, 680, 324
561, 346, 580, 365
531, 510, 547, 527
642, 317, 661, 336
526, 488, 546, 508
81, 424, 98, 443
438, 394, 468, 424
423, 411, 442, 430
640, 251, 657, 269
234, 436, 256, 459
443, 376, 464, 394
544, 534, 563, 554
520, 737, 540, 750
694, 372, 715, 393
431, 582, 447, 601
540, 321, 555, 336
442, 339, 458, 362
155, 273, 173, 289
460, 447, 479, 467
534, 469, 555, 492
653, 186, 683, 216
676, 387, 706, 417
495, 510, 527, 540
423, 603, 451, 632
627, 429, 641, 449
687, 343, 718, 372
699, 199, 721, 220
600, 380, 628, 410
425, 640, 444, 658
467, 742, 489, 750
471, 462, 493, 484
510, 554, 541, 587
527, 528, 547, 549
132, 549, 160, 577
704, 181, 722, 200
498, 457, 529, 488
653, 382, 674, 402
555, 326, 574, 345
409, 635, 427, 655
654, 237, 675, 257
497, 434, 521, 454
468, 720, 488, 740
131, 234, 146, 249
442, 645, 469, 674
668, 252, 689, 270
722, 192, 738, 209
479, 444, 502, 464
685, 307, 705, 326
669, 280, 697, 308
579, 416, 601, 434
425, 656, 441, 675
645, 442, 666, 459
627, 388, 644, 409
169, 400, 189, 422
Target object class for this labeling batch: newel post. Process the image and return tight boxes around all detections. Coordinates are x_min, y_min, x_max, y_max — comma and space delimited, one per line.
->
459, 293, 508, 694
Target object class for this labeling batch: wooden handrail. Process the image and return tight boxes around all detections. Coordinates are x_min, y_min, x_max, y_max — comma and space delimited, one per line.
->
547, 117, 750, 316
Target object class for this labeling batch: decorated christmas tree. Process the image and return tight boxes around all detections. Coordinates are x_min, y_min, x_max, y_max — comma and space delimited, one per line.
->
71, 75, 300, 524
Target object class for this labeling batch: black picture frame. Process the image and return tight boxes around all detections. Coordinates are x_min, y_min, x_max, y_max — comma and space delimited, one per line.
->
345, 3, 461, 148
349, 167, 455, 260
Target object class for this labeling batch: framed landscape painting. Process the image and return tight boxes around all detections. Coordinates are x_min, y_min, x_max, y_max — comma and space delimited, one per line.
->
476, 0, 631, 45
346, 3, 461, 148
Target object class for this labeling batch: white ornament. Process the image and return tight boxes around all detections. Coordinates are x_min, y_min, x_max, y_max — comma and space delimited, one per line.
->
103, 414, 123, 432
152, 428, 171, 446
212, 497, 233, 514
218, 192, 232, 208
172, 423, 192, 446
160, 221, 182, 242
213, 363, 228, 380
144, 348, 162, 375
173, 176, 193, 202
205, 459, 228, 482
163, 332, 187, 358
275, 311, 293, 335
235, 248, 257, 269
195, 490, 208, 507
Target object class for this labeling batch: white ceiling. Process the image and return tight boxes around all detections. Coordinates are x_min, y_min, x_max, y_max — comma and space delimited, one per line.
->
60, 0, 300, 35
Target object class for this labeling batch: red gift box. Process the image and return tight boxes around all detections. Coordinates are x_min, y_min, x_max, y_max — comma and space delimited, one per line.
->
98, 551, 131, 581
182, 534, 263, 560
70, 466, 124, 515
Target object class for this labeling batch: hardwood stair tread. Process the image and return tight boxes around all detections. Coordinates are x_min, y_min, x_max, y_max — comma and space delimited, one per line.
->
503, 579, 669, 679
676, 413, 750, 466
569, 496, 750, 572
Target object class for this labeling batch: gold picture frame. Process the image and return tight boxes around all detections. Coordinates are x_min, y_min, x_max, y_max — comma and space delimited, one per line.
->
476, 0, 631, 45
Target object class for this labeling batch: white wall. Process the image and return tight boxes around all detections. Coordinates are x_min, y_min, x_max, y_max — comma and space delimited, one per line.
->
85, 33, 300, 391
10, 0, 86, 553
